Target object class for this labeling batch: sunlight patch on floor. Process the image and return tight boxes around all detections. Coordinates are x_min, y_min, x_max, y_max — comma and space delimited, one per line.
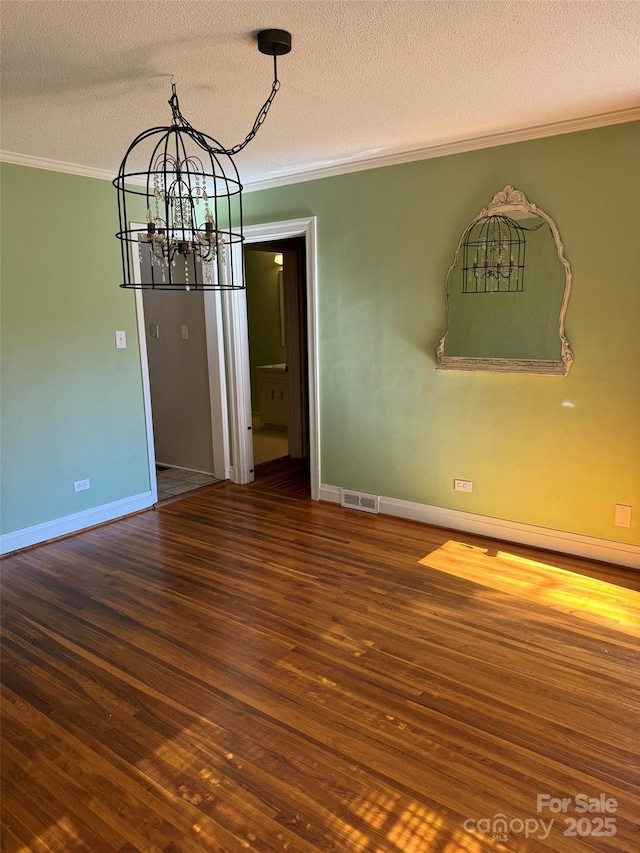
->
20, 816, 85, 852
352, 789, 398, 830
324, 794, 509, 853
386, 802, 445, 850
419, 541, 640, 633
141, 719, 513, 853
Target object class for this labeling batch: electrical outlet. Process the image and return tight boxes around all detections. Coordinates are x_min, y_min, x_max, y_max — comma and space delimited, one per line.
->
454, 479, 472, 493
615, 504, 631, 528
74, 479, 91, 492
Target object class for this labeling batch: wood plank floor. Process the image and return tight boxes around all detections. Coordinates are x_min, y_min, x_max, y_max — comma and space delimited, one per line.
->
2, 461, 639, 852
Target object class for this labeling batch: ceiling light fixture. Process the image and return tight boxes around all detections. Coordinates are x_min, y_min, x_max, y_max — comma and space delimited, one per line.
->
113, 29, 292, 291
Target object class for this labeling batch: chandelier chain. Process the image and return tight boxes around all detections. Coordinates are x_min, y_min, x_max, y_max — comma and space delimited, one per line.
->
225, 77, 280, 156
168, 55, 281, 158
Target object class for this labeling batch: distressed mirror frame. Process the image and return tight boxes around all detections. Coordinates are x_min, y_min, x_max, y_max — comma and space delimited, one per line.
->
436, 186, 574, 375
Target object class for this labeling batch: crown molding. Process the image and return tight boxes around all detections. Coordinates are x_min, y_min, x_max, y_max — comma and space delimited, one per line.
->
0, 149, 117, 181
245, 106, 640, 192
2, 106, 639, 190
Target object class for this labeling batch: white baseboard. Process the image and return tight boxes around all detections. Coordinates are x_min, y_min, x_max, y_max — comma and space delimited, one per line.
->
319, 484, 639, 569
4, 484, 637, 569
319, 484, 342, 503
0, 492, 154, 555
156, 461, 215, 476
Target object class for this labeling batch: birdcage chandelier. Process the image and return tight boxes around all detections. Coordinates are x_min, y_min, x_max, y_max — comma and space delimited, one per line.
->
113, 29, 291, 291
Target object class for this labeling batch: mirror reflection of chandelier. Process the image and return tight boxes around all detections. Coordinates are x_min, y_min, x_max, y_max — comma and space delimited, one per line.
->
461, 214, 527, 294
113, 29, 292, 291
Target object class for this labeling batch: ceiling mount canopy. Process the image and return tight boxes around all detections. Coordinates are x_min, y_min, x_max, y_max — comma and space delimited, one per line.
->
257, 29, 292, 56
113, 29, 292, 291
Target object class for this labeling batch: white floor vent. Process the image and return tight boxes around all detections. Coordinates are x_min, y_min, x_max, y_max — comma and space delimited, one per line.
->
340, 489, 379, 514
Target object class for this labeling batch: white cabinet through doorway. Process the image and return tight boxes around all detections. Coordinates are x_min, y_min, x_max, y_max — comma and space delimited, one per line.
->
258, 364, 288, 429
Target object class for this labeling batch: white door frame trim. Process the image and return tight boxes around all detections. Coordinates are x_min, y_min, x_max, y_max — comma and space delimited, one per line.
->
223, 269, 255, 485
242, 217, 320, 500
134, 291, 159, 503
132, 247, 158, 505
134, 216, 319, 501
204, 290, 232, 481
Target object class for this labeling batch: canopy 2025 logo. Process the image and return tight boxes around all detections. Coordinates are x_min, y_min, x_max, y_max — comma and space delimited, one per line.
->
462, 793, 618, 842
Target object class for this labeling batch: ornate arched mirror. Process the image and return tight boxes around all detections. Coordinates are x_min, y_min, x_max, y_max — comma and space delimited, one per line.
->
436, 186, 573, 375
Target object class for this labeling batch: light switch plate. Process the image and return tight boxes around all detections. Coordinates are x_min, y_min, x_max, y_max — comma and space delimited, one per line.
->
615, 504, 631, 528
115, 330, 127, 349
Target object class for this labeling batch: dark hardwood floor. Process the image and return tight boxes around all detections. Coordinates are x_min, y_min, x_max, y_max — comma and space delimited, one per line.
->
251, 455, 311, 499
2, 461, 639, 852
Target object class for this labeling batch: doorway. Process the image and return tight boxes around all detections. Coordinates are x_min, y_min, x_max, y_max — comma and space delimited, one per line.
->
245, 237, 308, 472
242, 217, 319, 500
132, 234, 230, 504
134, 217, 320, 502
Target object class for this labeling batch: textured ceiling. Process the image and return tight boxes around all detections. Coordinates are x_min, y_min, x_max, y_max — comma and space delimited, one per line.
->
1, 1, 639, 186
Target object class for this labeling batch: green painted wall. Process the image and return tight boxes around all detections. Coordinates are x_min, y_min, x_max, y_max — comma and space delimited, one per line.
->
243, 122, 639, 544
2, 122, 638, 548
1, 163, 150, 534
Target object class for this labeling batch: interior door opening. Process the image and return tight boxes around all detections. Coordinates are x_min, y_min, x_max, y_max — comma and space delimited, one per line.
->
135, 216, 319, 502
244, 237, 309, 476
133, 226, 230, 504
